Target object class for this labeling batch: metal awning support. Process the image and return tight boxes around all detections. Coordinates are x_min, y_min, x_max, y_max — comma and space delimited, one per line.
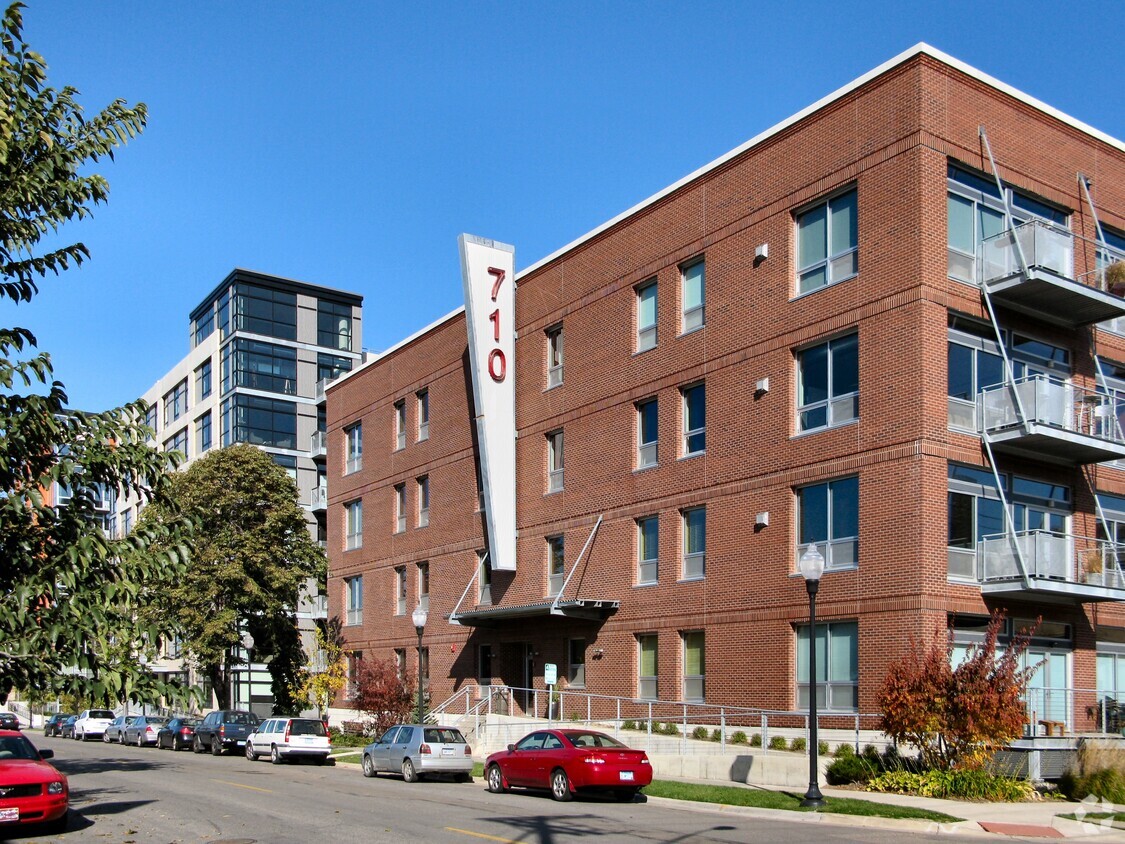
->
448, 551, 485, 626
983, 433, 1032, 591
551, 515, 603, 615
1080, 173, 1109, 268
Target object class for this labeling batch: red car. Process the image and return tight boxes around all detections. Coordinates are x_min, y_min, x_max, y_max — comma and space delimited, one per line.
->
0, 730, 68, 833
484, 728, 652, 802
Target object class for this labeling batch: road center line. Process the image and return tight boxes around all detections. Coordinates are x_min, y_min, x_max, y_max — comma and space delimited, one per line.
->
212, 778, 273, 794
445, 827, 522, 844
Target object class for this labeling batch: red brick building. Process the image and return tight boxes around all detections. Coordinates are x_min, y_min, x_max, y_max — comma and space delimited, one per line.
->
326, 44, 1125, 732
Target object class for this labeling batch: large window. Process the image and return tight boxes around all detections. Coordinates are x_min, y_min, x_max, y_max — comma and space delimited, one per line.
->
683, 631, 705, 702
317, 353, 352, 383
636, 279, 657, 352
546, 430, 564, 493
478, 551, 492, 605
345, 499, 363, 551
232, 283, 296, 340
221, 338, 297, 395
682, 383, 705, 456
196, 411, 212, 454
345, 576, 363, 626
164, 427, 188, 458
318, 299, 353, 351
797, 188, 858, 294
797, 333, 858, 433
417, 476, 430, 527
395, 566, 407, 615
547, 535, 565, 596
164, 379, 187, 426
395, 484, 406, 533
682, 507, 705, 580
144, 403, 158, 435
638, 634, 658, 700
221, 395, 296, 449
417, 389, 430, 441
637, 397, 658, 469
196, 358, 212, 401
345, 423, 362, 474
681, 258, 705, 333
546, 325, 564, 388
797, 476, 859, 570
797, 620, 858, 712
637, 515, 658, 585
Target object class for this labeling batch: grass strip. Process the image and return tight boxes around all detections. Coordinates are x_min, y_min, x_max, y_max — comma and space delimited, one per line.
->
643, 780, 963, 822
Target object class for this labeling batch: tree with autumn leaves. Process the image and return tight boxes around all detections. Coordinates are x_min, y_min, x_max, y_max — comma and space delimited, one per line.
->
878, 612, 1039, 771
353, 657, 414, 736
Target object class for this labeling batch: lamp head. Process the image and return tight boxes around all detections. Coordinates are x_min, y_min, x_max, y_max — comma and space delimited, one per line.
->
412, 605, 428, 631
799, 544, 825, 583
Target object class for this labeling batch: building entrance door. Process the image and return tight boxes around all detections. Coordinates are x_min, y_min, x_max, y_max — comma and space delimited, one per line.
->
522, 644, 535, 714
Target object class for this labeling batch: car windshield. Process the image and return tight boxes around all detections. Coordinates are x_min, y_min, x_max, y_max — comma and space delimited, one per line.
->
0, 735, 39, 760
564, 732, 628, 749
289, 720, 327, 736
180, 719, 199, 727
423, 728, 465, 744
149, 718, 169, 726
90, 710, 114, 719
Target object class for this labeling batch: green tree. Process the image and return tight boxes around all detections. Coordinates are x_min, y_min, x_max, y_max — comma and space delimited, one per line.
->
0, 1, 191, 705
291, 618, 348, 719
139, 445, 325, 710
878, 611, 1038, 770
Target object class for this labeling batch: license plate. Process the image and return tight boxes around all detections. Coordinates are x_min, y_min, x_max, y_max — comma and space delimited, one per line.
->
441, 747, 454, 756
0, 807, 18, 822
236, 740, 245, 746
619, 771, 634, 781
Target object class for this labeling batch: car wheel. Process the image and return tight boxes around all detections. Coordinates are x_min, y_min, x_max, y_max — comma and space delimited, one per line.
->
103, 732, 110, 743
271, 745, 283, 765
401, 757, 418, 783
362, 753, 377, 777
550, 768, 573, 802
246, 742, 258, 761
77, 729, 85, 741
119, 732, 126, 745
212, 738, 223, 756
486, 764, 508, 793
193, 735, 204, 754
137, 732, 144, 748
613, 788, 638, 802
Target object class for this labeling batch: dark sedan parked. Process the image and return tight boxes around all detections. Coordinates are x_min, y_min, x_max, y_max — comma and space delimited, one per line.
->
123, 716, 167, 747
58, 716, 78, 740
43, 714, 72, 737
156, 717, 199, 751
0, 712, 19, 730
103, 715, 137, 743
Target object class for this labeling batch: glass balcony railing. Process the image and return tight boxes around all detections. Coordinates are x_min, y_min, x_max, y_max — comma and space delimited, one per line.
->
977, 530, 1125, 596
308, 486, 328, 512
981, 220, 1074, 285
310, 430, 327, 459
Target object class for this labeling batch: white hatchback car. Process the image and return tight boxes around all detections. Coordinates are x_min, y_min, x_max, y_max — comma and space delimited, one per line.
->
73, 709, 116, 741
245, 717, 331, 765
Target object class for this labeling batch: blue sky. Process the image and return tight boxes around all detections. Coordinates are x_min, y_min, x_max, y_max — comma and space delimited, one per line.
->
6, 0, 1123, 412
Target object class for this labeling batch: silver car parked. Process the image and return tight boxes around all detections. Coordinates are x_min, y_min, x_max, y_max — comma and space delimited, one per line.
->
103, 715, 138, 743
361, 724, 473, 782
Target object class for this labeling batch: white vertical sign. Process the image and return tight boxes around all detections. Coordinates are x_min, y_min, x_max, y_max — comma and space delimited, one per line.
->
459, 234, 517, 571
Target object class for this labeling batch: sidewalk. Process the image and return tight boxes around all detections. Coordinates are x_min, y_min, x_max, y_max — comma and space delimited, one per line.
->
656, 776, 1125, 841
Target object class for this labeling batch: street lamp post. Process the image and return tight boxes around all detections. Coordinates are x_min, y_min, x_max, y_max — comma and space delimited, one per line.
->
412, 605, 428, 725
799, 544, 826, 809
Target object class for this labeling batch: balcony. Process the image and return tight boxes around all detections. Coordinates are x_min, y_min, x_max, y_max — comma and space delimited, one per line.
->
307, 486, 328, 513
977, 530, 1125, 603
310, 430, 327, 461
315, 378, 330, 403
981, 221, 1125, 328
978, 375, 1125, 464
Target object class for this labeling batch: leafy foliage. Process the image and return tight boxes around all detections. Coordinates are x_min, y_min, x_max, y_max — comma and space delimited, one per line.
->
291, 618, 348, 719
352, 657, 414, 736
877, 611, 1037, 770
866, 768, 1034, 801
0, 1, 191, 706
826, 754, 877, 785
138, 444, 325, 710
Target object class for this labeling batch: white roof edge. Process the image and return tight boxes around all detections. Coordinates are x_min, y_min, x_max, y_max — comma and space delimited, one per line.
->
328, 304, 466, 391
517, 42, 1123, 281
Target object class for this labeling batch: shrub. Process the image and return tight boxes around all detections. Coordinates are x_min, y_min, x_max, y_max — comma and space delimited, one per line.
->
710, 729, 721, 742
661, 722, 680, 736
790, 737, 807, 753
835, 743, 855, 758
867, 768, 1033, 801
826, 755, 876, 785
622, 720, 636, 731
818, 740, 829, 756
731, 730, 748, 745
749, 733, 762, 747
768, 735, 788, 750
691, 726, 708, 740
863, 744, 881, 761
650, 721, 661, 733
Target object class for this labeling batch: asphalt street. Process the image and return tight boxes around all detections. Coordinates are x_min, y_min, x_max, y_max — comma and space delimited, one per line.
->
7, 733, 967, 844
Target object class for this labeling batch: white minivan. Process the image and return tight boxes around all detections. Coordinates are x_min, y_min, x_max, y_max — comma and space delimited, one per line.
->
245, 717, 331, 765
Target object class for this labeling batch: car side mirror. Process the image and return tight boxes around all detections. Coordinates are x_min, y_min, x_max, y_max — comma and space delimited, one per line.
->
507, 744, 516, 753
39, 749, 54, 759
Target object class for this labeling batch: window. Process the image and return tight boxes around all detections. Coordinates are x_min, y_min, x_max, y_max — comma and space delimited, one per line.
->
317, 299, 353, 351
220, 338, 297, 396
636, 398, 658, 469
232, 283, 296, 341
221, 394, 296, 449
271, 453, 297, 484
144, 403, 158, 435
568, 638, 586, 687
546, 325, 564, 388
164, 427, 188, 458
636, 279, 657, 352
637, 516, 658, 584
345, 576, 363, 626
417, 476, 430, 527
196, 358, 212, 401
395, 567, 407, 615
546, 430, 564, 493
682, 507, 705, 579
417, 562, 429, 612
638, 634, 658, 699
478, 644, 493, 684
797, 476, 859, 570
683, 631, 705, 702
164, 379, 187, 426
1098, 229, 1125, 334
193, 308, 215, 347
394, 484, 406, 533
345, 651, 362, 699
681, 258, 705, 333
547, 535, 565, 596
345, 423, 362, 474
797, 188, 858, 294
122, 508, 133, 536
682, 383, 705, 455
478, 552, 492, 605
197, 411, 212, 454
797, 620, 858, 712
797, 333, 858, 432
316, 353, 352, 383
394, 648, 406, 680
417, 389, 429, 441
394, 400, 406, 450
345, 499, 363, 550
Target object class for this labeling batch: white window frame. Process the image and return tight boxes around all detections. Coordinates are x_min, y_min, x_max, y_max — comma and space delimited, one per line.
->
636, 397, 658, 469
394, 400, 406, 451
547, 324, 564, 388
546, 430, 564, 494
681, 257, 705, 333
478, 551, 492, 605
395, 484, 406, 534
682, 630, 705, 702
417, 562, 429, 612
395, 566, 407, 615
636, 279, 657, 352
797, 332, 858, 433
345, 422, 362, 474
345, 575, 363, 626
637, 515, 658, 585
638, 634, 658, 700
547, 535, 565, 597
682, 382, 705, 456
796, 475, 859, 571
796, 187, 858, 294
417, 476, 430, 527
682, 507, 705, 580
345, 499, 363, 551
417, 389, 429, 441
